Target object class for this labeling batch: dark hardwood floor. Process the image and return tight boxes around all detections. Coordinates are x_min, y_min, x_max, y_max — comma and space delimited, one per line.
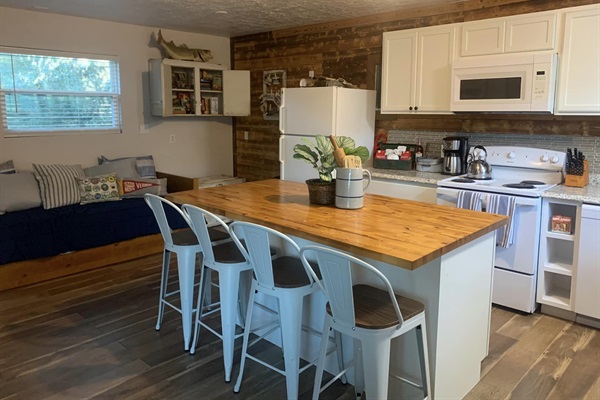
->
0, 254, 598, 399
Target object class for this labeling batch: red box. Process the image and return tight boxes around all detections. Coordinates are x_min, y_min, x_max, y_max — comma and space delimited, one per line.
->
551, 215, 572, 234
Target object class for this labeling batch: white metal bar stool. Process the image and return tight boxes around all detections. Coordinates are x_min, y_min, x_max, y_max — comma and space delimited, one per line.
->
300, 245, 432, 400
229, 221, 344, 400
144, 194, 230, 351
182, 204, 254, 383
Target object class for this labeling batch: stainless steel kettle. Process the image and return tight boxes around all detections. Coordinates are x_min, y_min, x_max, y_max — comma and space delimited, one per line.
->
466, 145, 493, 180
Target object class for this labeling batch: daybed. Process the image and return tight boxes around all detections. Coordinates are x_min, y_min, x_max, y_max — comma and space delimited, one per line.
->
0, 158, 198, 291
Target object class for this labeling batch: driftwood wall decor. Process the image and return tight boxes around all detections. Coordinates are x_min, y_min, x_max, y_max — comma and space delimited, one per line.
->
231, 0, 599, 182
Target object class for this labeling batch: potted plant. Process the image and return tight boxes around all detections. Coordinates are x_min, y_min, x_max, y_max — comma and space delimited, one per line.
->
293, 135, 369, 204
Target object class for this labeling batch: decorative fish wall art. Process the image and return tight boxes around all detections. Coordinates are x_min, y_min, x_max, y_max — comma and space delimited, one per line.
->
156, 29, 213, 62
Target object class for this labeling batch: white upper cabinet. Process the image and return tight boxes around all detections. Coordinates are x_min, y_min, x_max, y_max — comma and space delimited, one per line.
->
505, 13, 557, 53
381, 24, 456, 114
460, 19, 505, 56
149, 58, 250, 117
460, 12, 557, 57
555, 4, 600, 115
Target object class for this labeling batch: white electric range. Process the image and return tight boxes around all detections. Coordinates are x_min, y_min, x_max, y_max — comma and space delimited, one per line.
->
436, 146, 566, 313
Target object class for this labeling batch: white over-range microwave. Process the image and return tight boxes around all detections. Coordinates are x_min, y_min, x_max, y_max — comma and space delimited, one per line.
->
450, 53, 558, 113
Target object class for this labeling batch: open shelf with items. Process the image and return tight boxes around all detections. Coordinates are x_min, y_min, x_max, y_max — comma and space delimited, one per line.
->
537, 198, 582, 312
149, 59, 250, 117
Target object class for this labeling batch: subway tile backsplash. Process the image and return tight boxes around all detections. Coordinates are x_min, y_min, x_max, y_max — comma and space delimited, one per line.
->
388, 130, 600, 175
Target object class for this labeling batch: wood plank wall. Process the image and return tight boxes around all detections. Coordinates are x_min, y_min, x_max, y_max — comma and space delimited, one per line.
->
231, 0, 600, 182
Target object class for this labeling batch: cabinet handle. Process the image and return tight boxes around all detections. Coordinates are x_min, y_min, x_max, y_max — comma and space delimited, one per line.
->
409, 106, 413, 111
414, 106, 418, 111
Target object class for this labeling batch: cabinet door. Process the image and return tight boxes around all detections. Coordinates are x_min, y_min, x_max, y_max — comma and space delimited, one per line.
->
556, 6, 600, 114
415, 25, 455, 113
460, 19, 505, 56
381, 30, 417, 113
505, 13, 557, 53
223, 70, 250, 116
575, 205, 600, 319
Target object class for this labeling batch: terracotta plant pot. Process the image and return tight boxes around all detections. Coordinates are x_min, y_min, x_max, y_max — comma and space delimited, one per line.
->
305, 179, 336, 205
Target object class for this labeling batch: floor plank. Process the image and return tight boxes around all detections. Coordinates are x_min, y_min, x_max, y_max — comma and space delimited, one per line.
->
1, 253, 598, 400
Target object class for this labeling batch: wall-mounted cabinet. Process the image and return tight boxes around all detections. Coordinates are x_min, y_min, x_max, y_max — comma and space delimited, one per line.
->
149, 58, 250, 117
459, 12, 557, 57
381, 24, 456, 114
555, 5, 600, 115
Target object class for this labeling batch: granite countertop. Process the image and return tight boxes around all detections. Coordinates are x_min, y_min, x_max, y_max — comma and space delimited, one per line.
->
368, 168, 600, 205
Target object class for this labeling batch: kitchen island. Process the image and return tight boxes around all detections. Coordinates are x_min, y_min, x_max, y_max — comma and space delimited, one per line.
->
167, 179, 507, 399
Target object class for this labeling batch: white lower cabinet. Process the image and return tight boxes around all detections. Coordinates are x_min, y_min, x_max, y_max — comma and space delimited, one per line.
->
366, 178, 437, 203
537, 198, 580, 311
574, 204, 600, 319
539, 198, 600, 324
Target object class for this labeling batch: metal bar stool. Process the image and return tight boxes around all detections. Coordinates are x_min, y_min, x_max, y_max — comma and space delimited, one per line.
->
229, 221, 344, 400
300, 245, 432, 400
144, 193, 230, 351
182, 204, 254, 383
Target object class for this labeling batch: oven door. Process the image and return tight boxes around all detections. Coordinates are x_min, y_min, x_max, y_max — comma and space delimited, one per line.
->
437, 187, 542, 274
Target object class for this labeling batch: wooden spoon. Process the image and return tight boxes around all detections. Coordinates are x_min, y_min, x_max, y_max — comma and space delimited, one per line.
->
329, 135, 346, 167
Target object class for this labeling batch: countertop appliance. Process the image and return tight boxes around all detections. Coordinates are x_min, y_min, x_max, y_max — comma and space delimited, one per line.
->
442, 136, 469, 175
451, 53, 558, 113
437, 146, 566, 313
279, 87, 376, 182
466, 145, 493, 180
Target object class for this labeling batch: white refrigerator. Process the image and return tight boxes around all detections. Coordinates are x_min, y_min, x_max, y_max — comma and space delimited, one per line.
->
279, 87, 376, 182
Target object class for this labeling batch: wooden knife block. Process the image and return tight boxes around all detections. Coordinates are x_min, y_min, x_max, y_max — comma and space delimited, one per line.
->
565, 160, 589, 188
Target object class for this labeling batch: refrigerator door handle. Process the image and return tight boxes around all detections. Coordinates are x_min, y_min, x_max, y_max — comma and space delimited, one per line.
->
279, 106, 286, 134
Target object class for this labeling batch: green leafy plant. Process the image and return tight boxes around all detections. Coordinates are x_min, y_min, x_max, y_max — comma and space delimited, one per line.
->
293, 135, 370, 182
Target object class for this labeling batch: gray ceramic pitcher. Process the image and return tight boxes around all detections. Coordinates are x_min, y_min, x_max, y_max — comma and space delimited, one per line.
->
335, 168, 371, 209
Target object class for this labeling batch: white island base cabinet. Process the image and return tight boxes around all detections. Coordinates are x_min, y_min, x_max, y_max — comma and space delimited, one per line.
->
574, 204, 600, 327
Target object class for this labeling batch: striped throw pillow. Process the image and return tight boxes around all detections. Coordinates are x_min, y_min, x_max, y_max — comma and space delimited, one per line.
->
33, 164, 85, 209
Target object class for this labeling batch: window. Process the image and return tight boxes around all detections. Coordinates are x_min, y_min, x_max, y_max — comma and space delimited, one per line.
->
0, 47, 122, 136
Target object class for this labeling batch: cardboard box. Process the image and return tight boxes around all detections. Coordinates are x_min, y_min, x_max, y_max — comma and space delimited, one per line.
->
551, 215, 572, 234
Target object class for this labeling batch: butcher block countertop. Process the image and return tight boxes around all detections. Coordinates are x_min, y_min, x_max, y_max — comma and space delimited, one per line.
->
166, 179, 507, 270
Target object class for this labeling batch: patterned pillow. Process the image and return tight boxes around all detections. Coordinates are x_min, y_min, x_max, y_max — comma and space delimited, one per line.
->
33, 164, 85, 209
77, 173, 121, 204
0, 160, 16, 174
84, 158, 139, 180
119, 177, 167, 198
99, 155, 156, 179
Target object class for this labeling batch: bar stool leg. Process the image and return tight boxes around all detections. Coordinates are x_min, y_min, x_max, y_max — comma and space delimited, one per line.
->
361, 337, 392, 400
353, 338, 365, 398
156, 249, 171, 331
219, 267, 243, 382
177, 251, 197, 351
190, 264, 210, 355
279, 294, 304, 400
416, 320, 432, 399
312, 318, 332, 400
234, 280, 257, 393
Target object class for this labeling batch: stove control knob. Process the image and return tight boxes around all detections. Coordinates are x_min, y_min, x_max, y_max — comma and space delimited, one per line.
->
507, 151, 516, 159
540, 155, 549, 162
550, 155, 560, 164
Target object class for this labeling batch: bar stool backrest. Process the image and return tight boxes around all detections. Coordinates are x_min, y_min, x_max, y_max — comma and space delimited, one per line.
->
229, 221, 314, 289
181, 204, 230, 264
144, 193, 191, 249
300, 245, 405, 331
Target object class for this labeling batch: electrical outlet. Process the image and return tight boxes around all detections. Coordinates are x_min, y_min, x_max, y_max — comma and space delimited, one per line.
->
169, 134, 176, 144
309, 70, 314, 78
244, 131, 249, 140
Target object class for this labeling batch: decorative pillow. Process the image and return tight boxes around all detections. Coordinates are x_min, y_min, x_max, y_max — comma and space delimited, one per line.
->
119, 177, 167, 198
84, 158, 139, 180
0, 172, 42, 214
33, 164, 85, 209
99, 155, 156, 179
77, 173, 121, 204
0, 160, 16, 174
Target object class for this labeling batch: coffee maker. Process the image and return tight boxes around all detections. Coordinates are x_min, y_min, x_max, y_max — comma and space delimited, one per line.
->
442, 136, 469, 175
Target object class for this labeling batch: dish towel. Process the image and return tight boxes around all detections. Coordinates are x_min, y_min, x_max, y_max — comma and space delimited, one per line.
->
487, 194, 517, 248
456, 190, 483, 211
